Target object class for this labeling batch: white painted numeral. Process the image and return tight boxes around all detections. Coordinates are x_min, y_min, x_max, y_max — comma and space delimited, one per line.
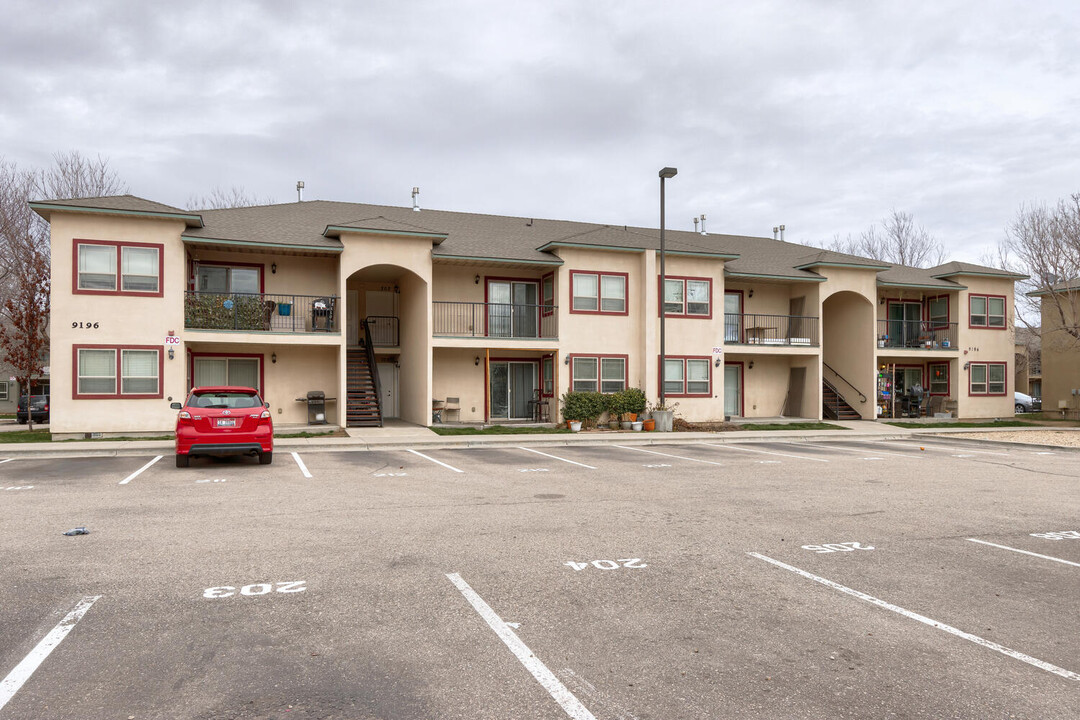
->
517, 468, 550, 473
3, 486, 33, 490
643, 464, 671, 468
802, 542, 875, 554
202, 581, 306, 598
374, 472, 407, 477
564, 559, 648, 571
196, 478, 227, 483
1031, 530, 1080, 540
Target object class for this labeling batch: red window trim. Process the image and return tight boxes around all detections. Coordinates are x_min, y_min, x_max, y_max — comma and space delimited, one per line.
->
660, 276, 713, 319
540, 272, 555, 317
540, 355, 555, 398
723, 290, 744, 343
658, 355, 713, 397
194, 260, 266, 294
72, 344, 164, 400
568, 354, 629, 392
188, 352, 266, 396
484, 356, 542, 421
569, 270, 630, 316
73, 239, 165, 298
927, 294, 950, 328
928, 361, 950, 396
967, 361, 1008, 396
724, 360, 744, 416
968, 294, 1007, 330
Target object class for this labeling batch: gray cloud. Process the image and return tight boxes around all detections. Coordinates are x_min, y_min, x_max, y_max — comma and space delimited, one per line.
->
3, 0, 1079, 261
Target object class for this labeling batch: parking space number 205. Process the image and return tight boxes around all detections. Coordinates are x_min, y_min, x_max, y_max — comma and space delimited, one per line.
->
203, 581, 306, 598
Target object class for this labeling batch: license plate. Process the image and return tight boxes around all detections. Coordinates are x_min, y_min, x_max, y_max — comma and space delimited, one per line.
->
216, 418, 236, 428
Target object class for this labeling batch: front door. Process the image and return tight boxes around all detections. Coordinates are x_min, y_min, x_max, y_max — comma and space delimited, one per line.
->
366, 290, 397, 346
489, 361, 538, 420
724, 363, 742, 417
887, 302, 922, 347
375, 362, 398, 418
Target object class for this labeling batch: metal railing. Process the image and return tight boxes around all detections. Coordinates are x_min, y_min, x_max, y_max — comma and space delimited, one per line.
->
366, 316, 399, 346
877, 320, 957, 350
184, 292, 338, 333
724, 313, 819, 346
823, 361, 867, 404
433, 301, 558, 339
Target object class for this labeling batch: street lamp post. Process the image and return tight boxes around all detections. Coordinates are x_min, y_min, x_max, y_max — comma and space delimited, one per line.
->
658, 166, 677, 409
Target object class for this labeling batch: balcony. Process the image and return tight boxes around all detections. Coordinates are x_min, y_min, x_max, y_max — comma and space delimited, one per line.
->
877, 320, 958, 350
724, 313, 819, 347
433, 301, 558, 339
185, 292, 338, 333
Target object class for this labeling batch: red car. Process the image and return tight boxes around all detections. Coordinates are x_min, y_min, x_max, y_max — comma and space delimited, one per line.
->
172, 386, 273, 467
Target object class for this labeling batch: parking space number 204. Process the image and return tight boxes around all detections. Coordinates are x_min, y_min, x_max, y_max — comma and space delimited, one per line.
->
564, 559, 647, 571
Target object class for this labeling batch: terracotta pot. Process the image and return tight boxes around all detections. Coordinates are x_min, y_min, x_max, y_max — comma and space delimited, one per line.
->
642, 419, 655, 431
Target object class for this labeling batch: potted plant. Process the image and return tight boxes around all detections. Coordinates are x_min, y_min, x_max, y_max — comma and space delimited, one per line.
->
581, 391, 606, 430
560, 391, 587, 431
649, 398, 679, 432
641, 417, 655, 431
605, 392, 622, 430
621, 387, 647, 423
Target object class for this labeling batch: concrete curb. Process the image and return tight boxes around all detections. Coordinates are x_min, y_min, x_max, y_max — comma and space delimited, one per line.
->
909, 433, 1080, 454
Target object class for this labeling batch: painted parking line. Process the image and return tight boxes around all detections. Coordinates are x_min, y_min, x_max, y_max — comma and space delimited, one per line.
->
119, 455, 163, 485
706, 443, 829, 462
967, 538, 1080, 568
889, 441, 1010, 456
807, 443, 924, 460
0, 596, 102, 711
291, 452, 313, 478
613, 445, 724, 466
0, 458, 12, 465
407, 449, 464, 473
749, 552, 1080, 683
518, 447, 597, 469
446, 573, 596, 719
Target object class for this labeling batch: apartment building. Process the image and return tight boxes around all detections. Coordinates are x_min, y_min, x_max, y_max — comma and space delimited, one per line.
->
1029, 280, 1080, 416
33, 195, 1023, 436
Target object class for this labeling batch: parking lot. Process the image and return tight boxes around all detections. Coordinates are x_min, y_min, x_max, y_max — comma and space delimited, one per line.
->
1, 437, 1078, 719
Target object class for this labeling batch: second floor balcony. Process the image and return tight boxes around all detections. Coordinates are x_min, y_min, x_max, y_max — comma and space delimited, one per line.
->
877, 319, 958, 350
433, 301, 558, 339
724, 313, 820, 347
185, 292, 339, 333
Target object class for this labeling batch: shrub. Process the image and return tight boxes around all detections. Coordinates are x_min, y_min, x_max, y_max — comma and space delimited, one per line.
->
620, 387, 647, 415
561, 391, 607, 426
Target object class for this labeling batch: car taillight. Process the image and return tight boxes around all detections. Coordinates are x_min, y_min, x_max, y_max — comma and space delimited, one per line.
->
178, 411, 192, 424
260, 410, 271, 420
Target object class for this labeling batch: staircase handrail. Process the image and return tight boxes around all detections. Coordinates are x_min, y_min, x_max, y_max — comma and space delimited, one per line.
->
361, 319, 384, 427
823, 362, 867, 404
822, 376, 842, 419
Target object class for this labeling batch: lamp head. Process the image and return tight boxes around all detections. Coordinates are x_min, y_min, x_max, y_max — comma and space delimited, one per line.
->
659, 167, 678, 179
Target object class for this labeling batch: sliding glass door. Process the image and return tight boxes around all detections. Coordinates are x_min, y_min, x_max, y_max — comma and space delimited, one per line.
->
489, 361, 538, 420
488, 281, 538, 338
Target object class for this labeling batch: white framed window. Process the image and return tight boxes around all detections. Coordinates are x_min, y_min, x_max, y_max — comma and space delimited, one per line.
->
572, 356, 598, 392
75, 241, 162, 296
662, 357, 712, 396
663, 277, 711, 317
121, 246, 160, 292
121, 350, 160, 394
968, 362, 1006, 395
600, 357, 627, 393
687, 280, 710, 316
929, 362, 949, 395
75, 345, 160, 399
0, 381, 8, 401
197, 265, 261, 294
571, 355, 627, 393
193, 357, 261, 390
969, 295, 1005, 329
928, 296, 948, 327
78, 244, 117, 290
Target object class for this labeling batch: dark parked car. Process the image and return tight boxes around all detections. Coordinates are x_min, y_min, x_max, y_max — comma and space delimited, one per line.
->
16, 395, 49, 424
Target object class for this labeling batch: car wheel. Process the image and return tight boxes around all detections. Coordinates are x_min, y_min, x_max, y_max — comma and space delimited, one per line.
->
1015, 404, 1025, 414
176, 453, 190, 468
259, 451, 273, 465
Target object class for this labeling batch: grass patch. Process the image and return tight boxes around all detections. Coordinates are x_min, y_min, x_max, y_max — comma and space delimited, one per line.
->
737, 422, 848, 431
885, 420, 1039, 429
431, 425, 571, 436
0, 430, 52, 443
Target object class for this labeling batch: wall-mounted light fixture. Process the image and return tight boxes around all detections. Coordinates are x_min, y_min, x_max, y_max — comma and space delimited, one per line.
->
564, 356, 570, 365
749, 288, 754, 298
748, 361, 755, 370
714, 358, 721, 367
474, 356, 480, 366
394, 360, 400, 368
168, 348, 175, 360
963, 361, 970, 370
271, 352, 277, 364
880, 297, 886, 305
474, 274, 480, 285
271, 263, 277, 274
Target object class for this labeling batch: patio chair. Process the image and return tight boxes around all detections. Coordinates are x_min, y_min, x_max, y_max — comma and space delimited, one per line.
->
442, 397, 461, 423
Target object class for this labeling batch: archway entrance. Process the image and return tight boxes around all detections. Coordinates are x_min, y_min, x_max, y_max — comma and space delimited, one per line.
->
821, 291, 875, 419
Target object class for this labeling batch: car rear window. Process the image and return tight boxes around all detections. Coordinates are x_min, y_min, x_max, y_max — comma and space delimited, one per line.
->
190, 392, 262, 409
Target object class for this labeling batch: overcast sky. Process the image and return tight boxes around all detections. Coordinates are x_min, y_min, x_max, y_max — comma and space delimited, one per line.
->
3, 0, 1078, 262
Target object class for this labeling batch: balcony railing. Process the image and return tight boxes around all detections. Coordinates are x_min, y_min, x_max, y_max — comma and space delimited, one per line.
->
185, 292, 338, 333
433, 301, 558, 339
724, 313, 819, 347
877, 320, 958, 350
366, 316, 399, 346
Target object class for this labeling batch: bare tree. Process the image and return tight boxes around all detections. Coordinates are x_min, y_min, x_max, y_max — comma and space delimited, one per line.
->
987, 194, 1080, 346
0, 152, 128, 420
186, 186, 275, 210
824, 210, 946, 268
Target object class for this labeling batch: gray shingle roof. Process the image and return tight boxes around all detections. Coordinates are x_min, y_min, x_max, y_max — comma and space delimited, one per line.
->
929, 261, 1027, 280
30, 194, 203, 226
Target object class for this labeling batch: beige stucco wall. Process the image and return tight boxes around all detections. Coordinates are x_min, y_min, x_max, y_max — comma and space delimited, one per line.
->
432, 348, 489, 423
49, 213, 188, 434
818, 267, 878, 419
953, 276, 1017, 418
1039, 293, 1080, 414
338, 233, 432, 426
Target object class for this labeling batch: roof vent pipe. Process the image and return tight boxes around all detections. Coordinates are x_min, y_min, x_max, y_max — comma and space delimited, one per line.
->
773, 226, 779, 240
412, 187, 420, 211
779, 224, 786, 241
296, 180, 305, 202
693, 217, 699, 233
700, 214, 707, 236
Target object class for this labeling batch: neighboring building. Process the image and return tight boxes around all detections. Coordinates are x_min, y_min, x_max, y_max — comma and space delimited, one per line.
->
32, 195, 1024, 436
1014, 327, 1041, 401
0, 358, 50, 416
1029, 280, 1080, 416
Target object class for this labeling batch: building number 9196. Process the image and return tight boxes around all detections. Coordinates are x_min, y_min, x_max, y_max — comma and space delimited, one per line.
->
72, 321, 99, 329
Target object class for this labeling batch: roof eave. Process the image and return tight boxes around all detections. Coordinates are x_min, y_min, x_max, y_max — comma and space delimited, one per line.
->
877, 280, 967, 291
724, 270, 827, 283
794, 260, 891, 271
324, 225, 448, 243
181, 236, 343, 253
432, 254, 563, 266
30, 201, 204, 228
931, 270, 1028, 281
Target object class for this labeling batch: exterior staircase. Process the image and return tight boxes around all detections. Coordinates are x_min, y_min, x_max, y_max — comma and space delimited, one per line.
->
822, 379, 861, 420
346, 347, 382, 427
